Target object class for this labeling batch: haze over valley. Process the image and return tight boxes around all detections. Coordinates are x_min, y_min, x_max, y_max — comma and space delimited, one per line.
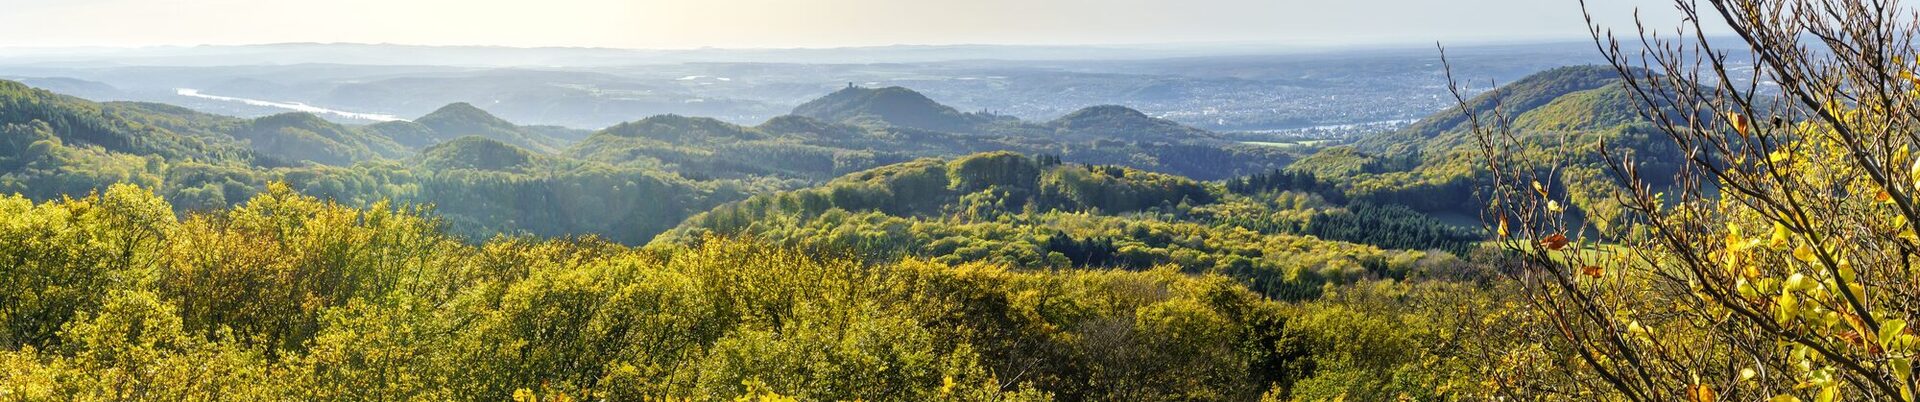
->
0, 41, 1612, 137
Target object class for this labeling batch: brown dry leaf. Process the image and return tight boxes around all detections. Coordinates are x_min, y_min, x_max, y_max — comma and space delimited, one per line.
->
1727, 112, 1750, 137
1540, 233, 1570, 251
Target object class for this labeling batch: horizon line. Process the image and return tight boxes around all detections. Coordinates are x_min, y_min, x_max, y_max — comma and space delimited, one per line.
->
0, 36, 1632, 53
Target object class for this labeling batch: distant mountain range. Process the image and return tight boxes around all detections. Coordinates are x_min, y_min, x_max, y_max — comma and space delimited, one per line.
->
795, 86, 1223, 143
0, 41, 1650, 133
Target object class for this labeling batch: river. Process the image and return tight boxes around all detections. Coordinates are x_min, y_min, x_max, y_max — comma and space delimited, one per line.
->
174, 88, 405, 122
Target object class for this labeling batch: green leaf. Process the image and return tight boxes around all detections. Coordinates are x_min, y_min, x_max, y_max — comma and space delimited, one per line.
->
1882, 320, 1909, 348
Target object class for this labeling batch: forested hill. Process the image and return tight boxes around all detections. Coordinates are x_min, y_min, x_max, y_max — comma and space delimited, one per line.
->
791, 85, 1008, 133
565, 85, 1296, 181
0, 79, 254, 163
0, 79, 581, 168
0, 79, 755, 243
1350, 65, 1628, 156
789, 85, 1224, 144
411, 102, 576, 152
660, 151, 1482, 300
1049, 104, 1220, 142
1288, 65, 1682, 234
231, 112, 410, 166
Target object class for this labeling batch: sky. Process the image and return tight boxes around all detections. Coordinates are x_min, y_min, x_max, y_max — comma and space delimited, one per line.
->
0, 0, 1710, 49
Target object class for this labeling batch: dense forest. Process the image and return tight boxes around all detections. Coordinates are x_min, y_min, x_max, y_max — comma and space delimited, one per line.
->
658, 152, 1478, 299
0, 184, 1506, 400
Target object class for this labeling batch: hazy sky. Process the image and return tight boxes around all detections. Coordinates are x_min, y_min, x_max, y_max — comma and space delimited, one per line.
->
0, 0, 1706, 49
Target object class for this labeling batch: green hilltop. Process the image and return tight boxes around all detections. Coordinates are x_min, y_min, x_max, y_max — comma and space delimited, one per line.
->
791, 85, 1003, 133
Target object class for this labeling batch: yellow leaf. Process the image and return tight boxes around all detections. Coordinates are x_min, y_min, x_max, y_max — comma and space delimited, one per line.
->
1532, 180, 1548, 197
1911, 156, 1920, 189
1547, 200, 1563, 212
1738, 278, 1759, 298
1880, 319, 1908, 348
1691, 385, 1717, 402
1785, 273, 1812, 292
1497, 216, 1510, 238
1794, 243, 1817, 263
1777, 293, 1799, 325
1770, 222, 1791, 249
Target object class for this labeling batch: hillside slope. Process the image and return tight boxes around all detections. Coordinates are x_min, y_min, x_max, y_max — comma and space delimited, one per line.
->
412, 102, 572, 152
1294, 66, 1680, 232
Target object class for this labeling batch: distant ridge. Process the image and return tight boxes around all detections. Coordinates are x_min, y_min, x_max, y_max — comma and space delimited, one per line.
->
1048, 105, 1218, 142
791, 86, 992, 133
598, 114, 767, 145
1352, 65, 1626, 156
788, 86, 1225, 145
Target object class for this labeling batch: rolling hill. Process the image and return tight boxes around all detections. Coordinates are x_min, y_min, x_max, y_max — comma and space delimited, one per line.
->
0, 79, 252, 163
791, 85, 1005, 133
569, 85, 1296, 180
416, 136, 540, 172
1048, 104, 1218, 142
411, 102, 575, 152
228, 112, 408, 166
1350, 65, 1627, 157
659, 151, 1480, 299
1294, 65, 1681, 231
